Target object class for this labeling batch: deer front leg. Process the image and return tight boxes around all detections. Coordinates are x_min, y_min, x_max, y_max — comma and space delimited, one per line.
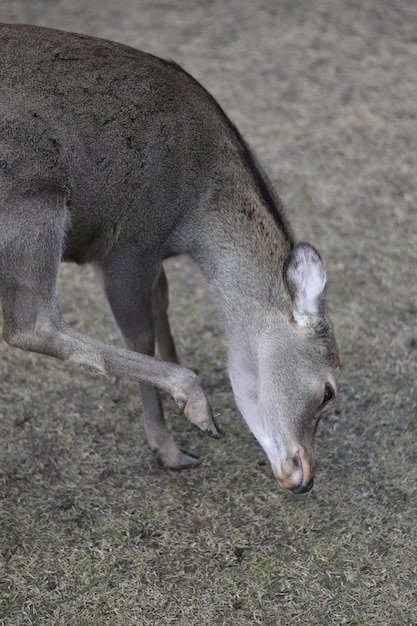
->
152, 267, 180, 364
2, 290, 222, 446
101, 259, 221, 468
139, 381, 201, 468
0, 214, 221, 468
108, 267, 179, 404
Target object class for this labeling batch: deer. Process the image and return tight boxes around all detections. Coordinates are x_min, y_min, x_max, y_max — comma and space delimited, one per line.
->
0, 23, 340, 494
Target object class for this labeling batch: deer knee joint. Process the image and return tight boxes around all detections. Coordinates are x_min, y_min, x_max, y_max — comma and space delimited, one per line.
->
65, 351, 109, 376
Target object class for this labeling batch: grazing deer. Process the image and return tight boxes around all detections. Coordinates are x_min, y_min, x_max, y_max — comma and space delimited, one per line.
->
0, 23, 339, 493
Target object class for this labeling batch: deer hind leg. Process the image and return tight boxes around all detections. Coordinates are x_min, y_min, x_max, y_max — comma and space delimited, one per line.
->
101, 258, 201, 469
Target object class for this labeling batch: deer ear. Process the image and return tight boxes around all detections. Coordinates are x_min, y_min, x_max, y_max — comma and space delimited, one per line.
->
284, 243, 327, 329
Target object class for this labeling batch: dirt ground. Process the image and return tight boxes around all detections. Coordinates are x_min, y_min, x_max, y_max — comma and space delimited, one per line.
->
0, 1, 416, 625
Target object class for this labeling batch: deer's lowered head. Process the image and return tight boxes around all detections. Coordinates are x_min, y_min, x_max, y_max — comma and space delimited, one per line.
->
227, 243, 340, 493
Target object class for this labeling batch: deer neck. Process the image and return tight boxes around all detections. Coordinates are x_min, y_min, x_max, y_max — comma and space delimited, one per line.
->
189, 193, 294, 346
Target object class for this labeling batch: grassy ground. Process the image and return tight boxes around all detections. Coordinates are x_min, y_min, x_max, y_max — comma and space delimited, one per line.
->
1, 1, 416, 624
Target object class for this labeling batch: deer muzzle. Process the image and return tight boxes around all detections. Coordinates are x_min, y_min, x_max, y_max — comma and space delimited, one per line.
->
271, 445, 315, 494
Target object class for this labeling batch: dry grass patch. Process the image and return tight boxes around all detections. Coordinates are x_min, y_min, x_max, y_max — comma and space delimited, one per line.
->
1, 0, 417, 624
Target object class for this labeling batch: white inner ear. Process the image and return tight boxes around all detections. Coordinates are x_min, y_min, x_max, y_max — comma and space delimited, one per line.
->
287, 245, 327, 328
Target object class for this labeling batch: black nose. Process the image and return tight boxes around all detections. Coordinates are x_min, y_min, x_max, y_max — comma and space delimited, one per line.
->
291, 478, 314, 495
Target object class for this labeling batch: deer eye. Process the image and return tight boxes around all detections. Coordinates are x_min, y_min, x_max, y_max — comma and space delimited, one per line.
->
322, 383, 335, 407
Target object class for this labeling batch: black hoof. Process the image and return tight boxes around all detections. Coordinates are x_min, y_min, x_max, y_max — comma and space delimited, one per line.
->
155, 448, 201, 470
